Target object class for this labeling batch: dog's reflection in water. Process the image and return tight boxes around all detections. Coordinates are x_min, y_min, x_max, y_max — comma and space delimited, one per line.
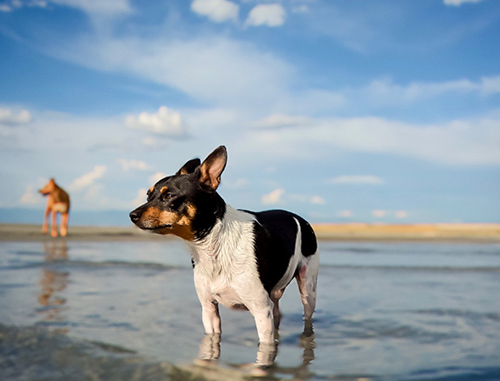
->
196, 324, 316, 377
197, 334, 222, 363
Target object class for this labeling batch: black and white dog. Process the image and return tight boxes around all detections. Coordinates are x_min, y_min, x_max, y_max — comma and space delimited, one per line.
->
130, 146, 319, 365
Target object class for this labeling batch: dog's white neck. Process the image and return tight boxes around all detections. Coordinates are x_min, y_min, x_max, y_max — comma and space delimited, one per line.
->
186, 205, 255, 265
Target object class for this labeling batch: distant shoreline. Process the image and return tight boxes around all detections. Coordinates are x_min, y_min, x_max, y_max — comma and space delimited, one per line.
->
313, 223, 500, 243
1, 223, 499, 243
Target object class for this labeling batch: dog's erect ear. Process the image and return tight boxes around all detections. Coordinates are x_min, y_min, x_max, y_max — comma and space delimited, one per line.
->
199, 146, 227, 190
176, 158, 201, 176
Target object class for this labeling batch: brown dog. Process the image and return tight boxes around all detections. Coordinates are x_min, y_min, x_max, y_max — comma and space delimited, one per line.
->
39, 179, 70, 237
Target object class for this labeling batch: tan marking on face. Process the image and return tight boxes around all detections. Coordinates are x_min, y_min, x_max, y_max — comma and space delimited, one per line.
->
140, 204, 195, 241
149, 185, 155, 193
160, 186, 168, 194
186, 204, 197, 218
170, 204, 196, 240
141, 206, 163, 224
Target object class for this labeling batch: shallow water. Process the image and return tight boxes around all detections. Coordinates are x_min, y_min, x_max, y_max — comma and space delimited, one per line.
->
1, 239, 500, 380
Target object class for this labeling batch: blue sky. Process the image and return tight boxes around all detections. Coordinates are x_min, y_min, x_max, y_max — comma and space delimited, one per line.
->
1, 0, 499, 224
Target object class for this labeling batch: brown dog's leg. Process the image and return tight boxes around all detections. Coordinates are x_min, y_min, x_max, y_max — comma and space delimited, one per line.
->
42, 195, 54, 234
60, 213, 68, 237
42, 207, 50, 234
51, 211, 58, 237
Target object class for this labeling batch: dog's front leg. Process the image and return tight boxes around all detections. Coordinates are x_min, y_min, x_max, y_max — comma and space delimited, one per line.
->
195, 280, 221, 334
42, 208, 50, 234
50, 210, 58, 237
248, 298, 276, 345
200, 300, 221, 335
41, 195, 54, 234
248, 299, 277, 368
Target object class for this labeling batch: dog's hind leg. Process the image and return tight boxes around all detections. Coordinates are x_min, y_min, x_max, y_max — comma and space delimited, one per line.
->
270, 290, 283, 330
296, 254, 319, 335
60, 212, 69, 237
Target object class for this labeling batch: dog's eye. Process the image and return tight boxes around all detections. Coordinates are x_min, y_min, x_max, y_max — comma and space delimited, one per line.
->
163, 193, 173, 201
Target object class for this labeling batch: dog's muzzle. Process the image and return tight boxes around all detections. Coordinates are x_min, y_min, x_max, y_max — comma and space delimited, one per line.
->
129, 209, 173, 231
129, 210, 142, 224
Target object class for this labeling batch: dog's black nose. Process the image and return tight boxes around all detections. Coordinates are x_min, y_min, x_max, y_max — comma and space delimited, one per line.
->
129, 210, 141, 223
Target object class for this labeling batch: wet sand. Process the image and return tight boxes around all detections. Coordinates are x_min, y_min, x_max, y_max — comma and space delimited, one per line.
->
0, 224, 168, 242
1, 223, 499, 242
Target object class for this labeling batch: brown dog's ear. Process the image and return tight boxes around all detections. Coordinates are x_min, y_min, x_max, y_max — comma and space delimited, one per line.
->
199, 146, 227, 190
176, 158, 201, 175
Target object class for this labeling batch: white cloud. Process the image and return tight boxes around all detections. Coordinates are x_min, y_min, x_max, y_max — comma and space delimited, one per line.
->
288, 193, 326, 205
118, 159, 150, 171
329, 175, 384, 185
250, 113, 312, 129
292, 5, 309, 14
1, 0, 130, 14
20, 185, 40, 205
246, 4, 286, 27
149, 172, 168, 185
0, 108, 32, 125
372, 210, 409, 219
480, 75, 500, 95
225, 177, 250, 189
191, 0, 239, 23
372, 210, 387, 218
300, 2, 494, 55
68, 165, 107, 192
70, 37, 292, 109
338, 210, 353, 218
0, 0, 47, 12
0, 110, 138, 154
50, 0, 131, 15
443, 0, 484, 6
142, 137, 158, 147
262, 188, 285, 205
310, 196, 326, 205
361, 75, 500, 105
140, 136, 171, 150
125, 106, 188, 138
245, 114, 500, 166
395, 210, 408, 219
131, 188, 147, 207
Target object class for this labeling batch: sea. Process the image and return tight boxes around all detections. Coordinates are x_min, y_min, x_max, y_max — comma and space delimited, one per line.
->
1, 239, 499, 380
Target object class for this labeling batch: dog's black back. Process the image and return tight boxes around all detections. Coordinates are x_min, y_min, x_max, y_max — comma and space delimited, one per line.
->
248, 210, 317, 293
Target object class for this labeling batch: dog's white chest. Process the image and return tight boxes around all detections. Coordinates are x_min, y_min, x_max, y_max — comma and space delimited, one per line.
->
209, 281, 246, 309
188, 206, 265, 310
193, 258, 253, 309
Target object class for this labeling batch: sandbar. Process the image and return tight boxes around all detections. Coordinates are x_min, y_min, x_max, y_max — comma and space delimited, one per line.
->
1, 223, 499, 243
